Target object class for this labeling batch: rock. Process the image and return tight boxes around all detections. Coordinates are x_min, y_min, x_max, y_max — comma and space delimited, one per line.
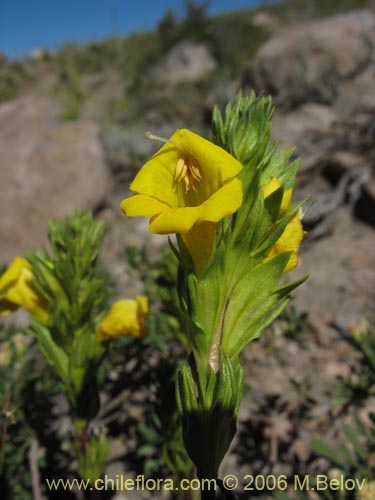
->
252, 11, 280, 31
289, 208, 375, 325
271, 104, 338, 150
292, 437, 311, 463
150, 40, 216, 85
271, 104, 339, 176
334, 71, 375, 118
320, 151, 366, 184
243, 10, 373, 99
0, 96, 110, 263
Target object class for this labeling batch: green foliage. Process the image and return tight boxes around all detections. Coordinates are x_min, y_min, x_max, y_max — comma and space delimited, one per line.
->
136, 357, 193, 480
0, 325, 60, 500
169, 91, 306, 484
210, 17, 268, 75
176, 354, 243, 479
2, 212, 189, 492
0, 60, 29, 104
76, 430, 110, 483
308, 327, 375, 498
122, 244, 193, 482
157, 0, 211, 52
125, 244, 189, 350
273, 325, 375, 500
312, 413, 375, 482
29, 216, 105, 411
334, 329, 375, 408
24, 211, 112, 480
181, 0, 211, 42
277, 412, 375, 500
181, 91, 306, 363
157, 9, 182, 51
276, 305, 309, 345
264, 0, 372, 20
212, 90, 274, 174
54, 57, 87, 121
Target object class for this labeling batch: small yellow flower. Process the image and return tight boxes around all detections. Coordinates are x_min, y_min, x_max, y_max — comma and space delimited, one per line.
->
262, 177, 304, 273
96, 296, 149, 341
121, 129, 243, 275
0, 257, 48, 322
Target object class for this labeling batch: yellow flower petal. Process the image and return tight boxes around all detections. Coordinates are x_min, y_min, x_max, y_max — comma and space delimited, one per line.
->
0, 257, 31, 285
0, 257, 48, 322
200, 178, 243, 223
121, 194, 169, 217
176, 129, 243, 193
182, 222, 216, 277
131, 146, 180, 207
149, 206, 203, 234
265, 213, 304, 273
262, 177, 279, 198
262, 177, 292, 214
96, 297, 149, 341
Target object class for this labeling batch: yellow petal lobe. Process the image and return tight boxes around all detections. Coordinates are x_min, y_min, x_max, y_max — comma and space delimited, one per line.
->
265, 213, 304, 273
0, 257, 48, 322
262, 177, 292, 214
96, 297, 149, 341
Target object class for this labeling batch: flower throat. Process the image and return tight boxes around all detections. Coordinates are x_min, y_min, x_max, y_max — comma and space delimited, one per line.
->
145, 131, 202, 192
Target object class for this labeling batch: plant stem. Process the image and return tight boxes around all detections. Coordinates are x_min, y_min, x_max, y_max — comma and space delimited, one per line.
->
28, 438, 43, 500
217, 479, 237, 499
200, 488, 216, 500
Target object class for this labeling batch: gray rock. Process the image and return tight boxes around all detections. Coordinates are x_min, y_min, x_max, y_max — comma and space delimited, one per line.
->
288, 207, 375, 325
0, 96, 110, 263
334, 72, 375, 118
252, 11, 281, 31
243, 10, 373, 97
150, 40, 216, 85
271, 104, 338, 150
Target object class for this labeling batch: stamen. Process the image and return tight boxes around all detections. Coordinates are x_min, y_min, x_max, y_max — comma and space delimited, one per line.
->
145, 131, 184, 151
145, 132, 202, 192
190, 163, 202, 182
175, 158, 188, 182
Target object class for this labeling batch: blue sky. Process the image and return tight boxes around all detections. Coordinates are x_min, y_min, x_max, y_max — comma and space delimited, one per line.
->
0, 0, 273, 59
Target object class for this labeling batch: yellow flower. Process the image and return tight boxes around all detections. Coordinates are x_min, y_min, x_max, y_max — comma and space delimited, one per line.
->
96, 296, 149, 341
0, 257, 48, 322
121, 129, 243, 275
262, 177, 305, 273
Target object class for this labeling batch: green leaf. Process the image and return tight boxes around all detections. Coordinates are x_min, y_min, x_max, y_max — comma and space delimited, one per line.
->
312, 438, 345, 469
28, 320, 69, 385
343, 425, 367, 460
222, 253, 290, 356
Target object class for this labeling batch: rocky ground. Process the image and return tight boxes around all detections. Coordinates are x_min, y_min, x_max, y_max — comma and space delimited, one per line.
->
0, 6, 374, 499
